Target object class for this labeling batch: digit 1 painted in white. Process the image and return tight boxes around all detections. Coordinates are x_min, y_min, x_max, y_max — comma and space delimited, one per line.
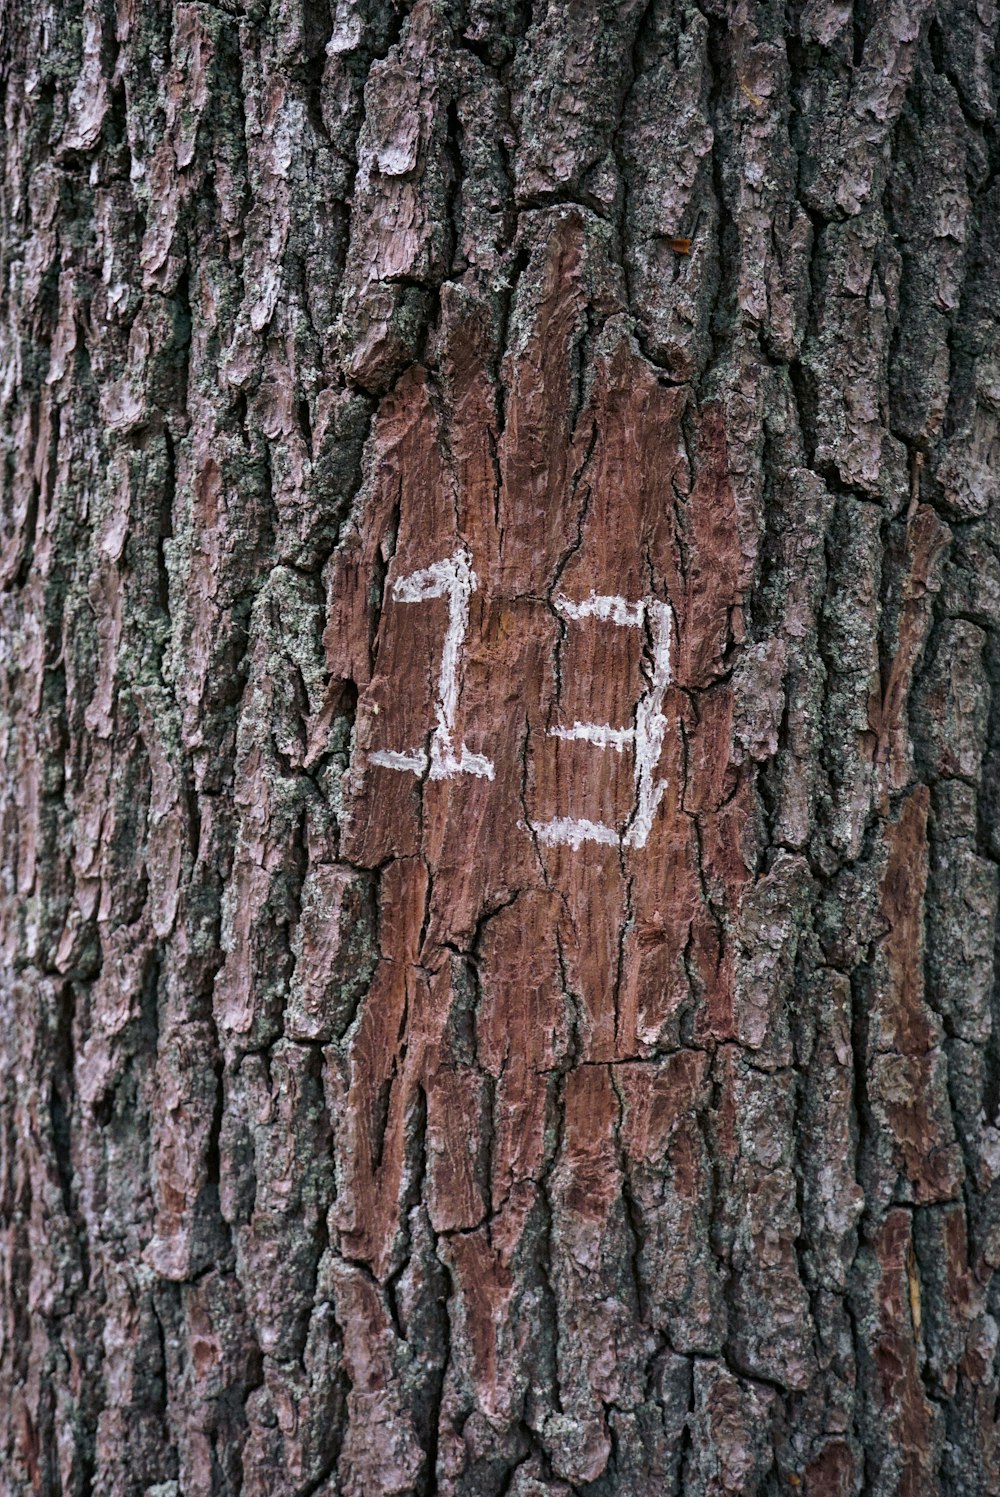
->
533, 593, 672, 850
369, 549, 495, 781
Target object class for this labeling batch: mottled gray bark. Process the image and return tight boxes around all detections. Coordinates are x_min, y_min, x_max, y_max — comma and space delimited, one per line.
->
2, 1, 1000, 1493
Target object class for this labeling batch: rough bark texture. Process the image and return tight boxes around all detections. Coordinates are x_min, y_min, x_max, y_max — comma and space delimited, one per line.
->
3, 0, 1000, 1492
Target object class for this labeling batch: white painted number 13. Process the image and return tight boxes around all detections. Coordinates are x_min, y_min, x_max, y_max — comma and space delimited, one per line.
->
369, 549, 672, 851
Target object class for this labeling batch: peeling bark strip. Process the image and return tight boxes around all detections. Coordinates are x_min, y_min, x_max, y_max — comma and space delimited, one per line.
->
4, 0, 1000, 1494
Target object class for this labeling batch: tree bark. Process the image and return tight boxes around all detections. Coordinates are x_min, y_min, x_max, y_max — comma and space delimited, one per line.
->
3, 0, 1000, 1492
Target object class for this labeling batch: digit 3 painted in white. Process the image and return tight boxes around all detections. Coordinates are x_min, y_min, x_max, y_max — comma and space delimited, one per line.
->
368, 557, 673, 851
369, 548, 496, 781
533, 592, 672, 852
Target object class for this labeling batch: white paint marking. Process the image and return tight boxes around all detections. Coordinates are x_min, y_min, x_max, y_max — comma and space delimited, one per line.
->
624, 599, 671, 850
369, 747, 427, 773
533, 594, 673, 852
533, 817, 622, 850
369, 549, 495, 782
554, 592, 645, 628
550, 721, 634, 752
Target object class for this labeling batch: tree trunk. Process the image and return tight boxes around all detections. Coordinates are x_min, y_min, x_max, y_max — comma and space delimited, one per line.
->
3, 0, 1000, 1492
